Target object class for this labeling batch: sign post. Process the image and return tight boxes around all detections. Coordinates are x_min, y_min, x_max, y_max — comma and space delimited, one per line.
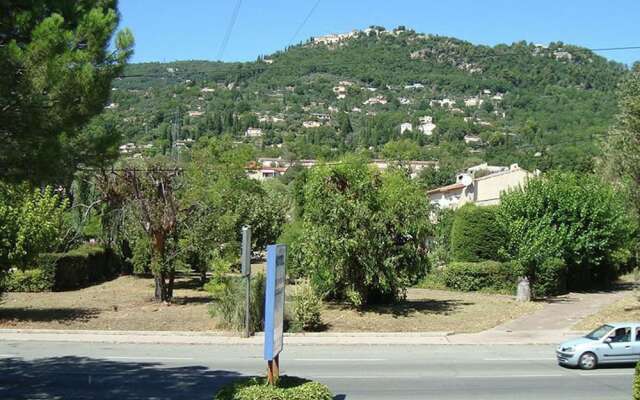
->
241, 226, 252, 338
264, 244, 286, 385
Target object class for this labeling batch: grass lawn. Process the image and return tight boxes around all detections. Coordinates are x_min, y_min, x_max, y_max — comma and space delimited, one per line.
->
0, 275, 541, 333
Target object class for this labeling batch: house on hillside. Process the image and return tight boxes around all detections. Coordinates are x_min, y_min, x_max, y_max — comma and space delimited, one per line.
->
245, 127, 263, 137
427, 163, 536, 209
400, 122, 413, 134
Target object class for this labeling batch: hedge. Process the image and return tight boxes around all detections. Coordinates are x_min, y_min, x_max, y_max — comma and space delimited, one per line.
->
533, 257, 567, 297
5, 245, 121, 292
450, 204, 507, 262
214, 376, 333, 400
440, 261, 523, 293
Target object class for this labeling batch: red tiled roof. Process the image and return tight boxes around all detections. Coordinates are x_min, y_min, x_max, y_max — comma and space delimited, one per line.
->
427, 182, 465, 195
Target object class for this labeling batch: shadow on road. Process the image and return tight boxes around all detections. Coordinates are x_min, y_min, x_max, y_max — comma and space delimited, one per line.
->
0, 356, 241, 400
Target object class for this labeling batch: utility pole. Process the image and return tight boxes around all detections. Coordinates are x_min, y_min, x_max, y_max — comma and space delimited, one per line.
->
241, 226, 252, 338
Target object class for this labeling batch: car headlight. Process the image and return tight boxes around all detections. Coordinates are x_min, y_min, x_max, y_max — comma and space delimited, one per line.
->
562, 347, 575, 353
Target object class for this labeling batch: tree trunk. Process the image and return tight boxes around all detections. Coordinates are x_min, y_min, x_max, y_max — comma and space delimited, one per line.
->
154, 275, 166, 301
167, 269, 175, 300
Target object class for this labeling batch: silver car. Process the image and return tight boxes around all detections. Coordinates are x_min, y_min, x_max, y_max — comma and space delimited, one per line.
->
557, 322, 640, 369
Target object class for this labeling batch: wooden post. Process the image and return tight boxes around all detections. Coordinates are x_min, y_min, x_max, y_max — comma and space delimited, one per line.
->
267, 354, 280, 385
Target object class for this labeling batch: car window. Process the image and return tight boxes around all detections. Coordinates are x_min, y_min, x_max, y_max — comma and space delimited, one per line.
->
636, 328, 640, 341
610, 327, 631, 343
586, 324, 614, 340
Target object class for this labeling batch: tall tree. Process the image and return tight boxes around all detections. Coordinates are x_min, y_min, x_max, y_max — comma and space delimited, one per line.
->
605, 70, 640, 218
0, 0, 134, 183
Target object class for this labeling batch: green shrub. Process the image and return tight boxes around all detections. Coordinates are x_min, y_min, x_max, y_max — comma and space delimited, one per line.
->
290, 279, 323, 331
450, 204, 507, 262
4, 245, 120, 292
634, 362, 640, 400
214, 376, 333, 400
209, 274, 265, 333
5, 268, 54, 292
441, 261, 523, 293
533, 258, 567, 297
45, 245, 120, 291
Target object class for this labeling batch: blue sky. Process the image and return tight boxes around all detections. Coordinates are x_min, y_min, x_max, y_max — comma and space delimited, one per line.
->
118, 0, 640, 65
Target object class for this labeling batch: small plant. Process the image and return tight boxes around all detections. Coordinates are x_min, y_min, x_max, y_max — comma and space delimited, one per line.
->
209, 274, 265, 333
290, 278, 323, 331
214, 376, 333, 400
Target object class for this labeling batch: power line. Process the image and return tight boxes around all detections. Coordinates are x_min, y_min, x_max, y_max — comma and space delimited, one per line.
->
217, 0, 243, 60
288, 0, 322, 46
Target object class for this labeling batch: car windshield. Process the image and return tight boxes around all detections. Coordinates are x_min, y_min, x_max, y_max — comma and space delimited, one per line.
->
585, 324, 614, 340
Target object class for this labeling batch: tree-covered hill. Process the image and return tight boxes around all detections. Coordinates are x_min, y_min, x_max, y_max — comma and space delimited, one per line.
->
108, 26, 630, 173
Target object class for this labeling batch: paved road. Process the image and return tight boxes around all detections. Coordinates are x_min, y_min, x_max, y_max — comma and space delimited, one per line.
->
0, 341, 633, 399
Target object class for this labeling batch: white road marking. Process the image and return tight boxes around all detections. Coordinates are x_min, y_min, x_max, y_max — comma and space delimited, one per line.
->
293, 358, 386, 362
459, 374, 564, 379
484, 357, 556, 361
103, 356, 194, 361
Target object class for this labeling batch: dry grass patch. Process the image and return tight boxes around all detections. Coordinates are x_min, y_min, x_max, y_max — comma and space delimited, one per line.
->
321, 288, 542, 333
574, 292, 640, 331
0, 275, 219, 331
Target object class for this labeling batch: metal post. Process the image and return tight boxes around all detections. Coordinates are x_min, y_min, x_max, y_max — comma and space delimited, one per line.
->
241, 226, 252, 338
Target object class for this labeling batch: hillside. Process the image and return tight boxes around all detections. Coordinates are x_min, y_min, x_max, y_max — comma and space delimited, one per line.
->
108, 26, 629, 173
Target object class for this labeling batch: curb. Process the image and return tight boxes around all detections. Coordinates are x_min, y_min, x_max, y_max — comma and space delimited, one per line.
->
0, 328, 578, 345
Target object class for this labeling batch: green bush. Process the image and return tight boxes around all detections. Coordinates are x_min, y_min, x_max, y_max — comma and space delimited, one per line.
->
634, 362, 640, 400
290, 279, 323, 331
533, 258, 567, 297
5, 245, 121, 292
209, 274, 265, 333
214, 376, 333, 400
5, 268, 54, 292
440, 261, 523, 293
450, 204, 507, 262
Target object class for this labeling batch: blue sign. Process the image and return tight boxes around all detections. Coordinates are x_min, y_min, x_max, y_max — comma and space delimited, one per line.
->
264, 244, 286, 361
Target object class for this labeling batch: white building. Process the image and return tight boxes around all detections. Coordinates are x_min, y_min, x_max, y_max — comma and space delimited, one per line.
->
428, 164, 536, 209
200, 87, 216, 93
363, 96, 387, 105
188, 111, 204, 117
303, 121, 322, 128
398, 97, 412, 105
418, 116, 437, 136
464, 135, 483, 145
400, 122, 413, 134
430, 98, 456, 108
245, 127, 264, 137
464, 97, 484, 107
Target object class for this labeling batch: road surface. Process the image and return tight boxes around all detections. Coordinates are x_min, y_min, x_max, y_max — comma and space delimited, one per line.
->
0, 340, 633, 399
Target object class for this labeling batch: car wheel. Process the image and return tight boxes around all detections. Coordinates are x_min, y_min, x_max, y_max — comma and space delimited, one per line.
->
578, 352, 597, 370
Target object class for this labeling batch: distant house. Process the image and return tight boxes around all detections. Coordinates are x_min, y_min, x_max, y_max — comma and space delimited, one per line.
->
245, 127, 263, 137
363, 96, 387, 105
188, 111, 204, 117
303, 121, 322, 128
427, 163, 536, 209
429, 98, 456, 108
464, 97, 483, 107
200, 87, 216, 93
464, 134, 482, 145
398, 97, 412, 105
418, 116, 436, 136
400, 122, 413, 134
404, 83, 424, 90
